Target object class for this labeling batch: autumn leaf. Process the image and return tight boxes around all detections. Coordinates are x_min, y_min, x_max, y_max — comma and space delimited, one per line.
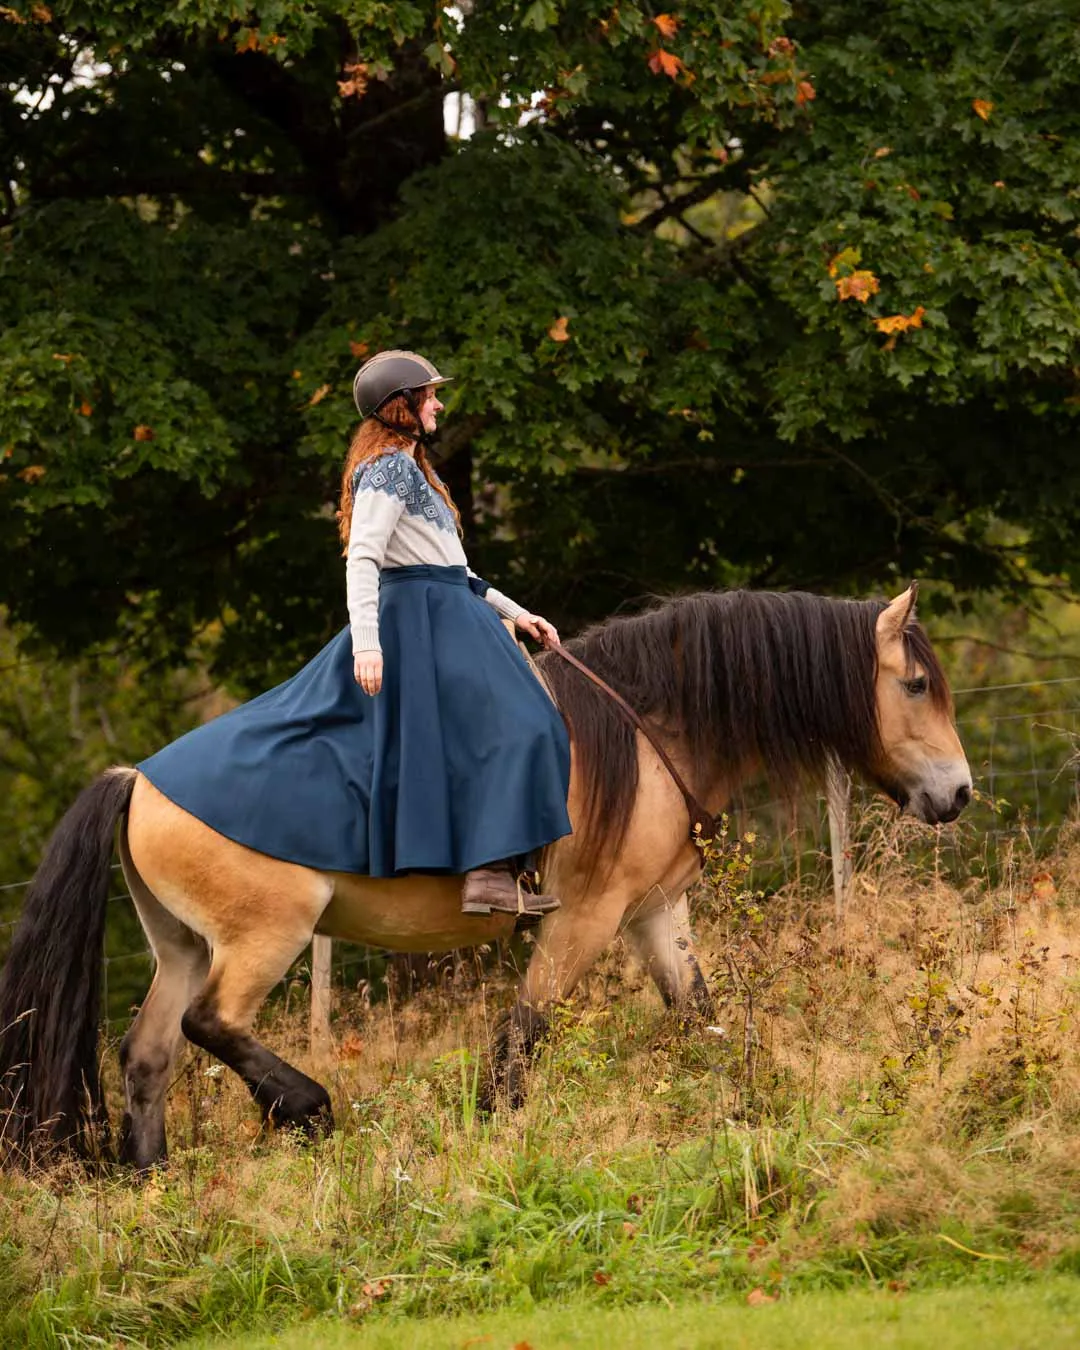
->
972, 99, 994, 121
338, 63, 369, 99
593, 1270, 612, 1285
0, 8, 28, 24
835, 270, 880, 303
17, 464, 46, 483
77, 400, 93, 416
767, 36, 795, 58
827, 246, 861, 278
350, 339, 370, 358
874, 306, 926, 335
308, 383, 332, 406
873, 146, 892, 158
1031, 871, 1057, 901
795, 80, 816, 106
235, 27, 259, 53
647, 48, 685, 79
548, 316, 571, 341
652, 13, 680, 38
31, 3, 51, 19
51, 352, 73, 363
338, 1032, 365, 1059
132, 424, 156, 441
746, 1287, 779, 1306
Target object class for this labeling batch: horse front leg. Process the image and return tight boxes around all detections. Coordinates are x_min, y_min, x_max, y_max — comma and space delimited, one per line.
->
484, 889, 628, 1110
623, 890, 715, 1023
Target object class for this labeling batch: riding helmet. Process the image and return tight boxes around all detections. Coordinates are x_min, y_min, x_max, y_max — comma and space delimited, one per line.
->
352, 350, 453, 418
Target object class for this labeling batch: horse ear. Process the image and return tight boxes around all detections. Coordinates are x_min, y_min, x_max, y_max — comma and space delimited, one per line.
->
877, 582, 918, 640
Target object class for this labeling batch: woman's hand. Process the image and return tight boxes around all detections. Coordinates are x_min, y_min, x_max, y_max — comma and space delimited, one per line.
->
514, 612, 560, 648
354, 650, 383, 695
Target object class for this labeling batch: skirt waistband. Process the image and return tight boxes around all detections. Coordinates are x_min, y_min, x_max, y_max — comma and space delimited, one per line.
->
380, 564, 469, 588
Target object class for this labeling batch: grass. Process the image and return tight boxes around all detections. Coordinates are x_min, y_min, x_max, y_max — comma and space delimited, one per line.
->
182, 1278, 1080, 1349
2, 807, 1080, 1347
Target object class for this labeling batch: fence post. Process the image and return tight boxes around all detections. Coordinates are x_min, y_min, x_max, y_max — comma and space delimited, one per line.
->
310, 935, 333, 1058
826, 757, 852, 926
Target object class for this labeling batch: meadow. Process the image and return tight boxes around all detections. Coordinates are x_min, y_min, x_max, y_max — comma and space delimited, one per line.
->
1, 802, 1079, 1346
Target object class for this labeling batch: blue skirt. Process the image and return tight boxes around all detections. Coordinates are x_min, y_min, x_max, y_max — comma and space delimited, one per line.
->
138, 565, 572, 876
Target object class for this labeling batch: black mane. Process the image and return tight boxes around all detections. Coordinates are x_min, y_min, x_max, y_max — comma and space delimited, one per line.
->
538, 589, 950, 871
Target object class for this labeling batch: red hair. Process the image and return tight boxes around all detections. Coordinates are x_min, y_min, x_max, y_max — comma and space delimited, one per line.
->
337, 393, 460, 552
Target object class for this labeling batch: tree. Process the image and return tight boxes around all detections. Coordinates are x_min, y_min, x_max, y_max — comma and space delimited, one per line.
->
2, 0, 1079, 691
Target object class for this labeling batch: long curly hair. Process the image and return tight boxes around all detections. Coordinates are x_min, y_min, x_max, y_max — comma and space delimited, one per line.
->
336, 394, 460, 552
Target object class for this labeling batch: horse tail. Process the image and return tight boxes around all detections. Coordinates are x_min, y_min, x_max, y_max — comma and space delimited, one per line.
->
0, 766, 136, 1167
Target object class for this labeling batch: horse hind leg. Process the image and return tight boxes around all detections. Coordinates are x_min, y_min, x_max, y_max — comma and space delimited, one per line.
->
118, 845, 210, 1171
623, 891, 715, 1022
180, 923, 334, 1138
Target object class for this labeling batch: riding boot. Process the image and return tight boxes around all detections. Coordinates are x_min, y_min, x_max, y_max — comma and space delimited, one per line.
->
461, 859, 561, 919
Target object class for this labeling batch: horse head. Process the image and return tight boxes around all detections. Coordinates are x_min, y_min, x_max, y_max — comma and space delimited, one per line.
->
871, 584, 972, 825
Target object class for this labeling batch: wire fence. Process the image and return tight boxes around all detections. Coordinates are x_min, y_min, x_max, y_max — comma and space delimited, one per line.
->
2, 679, 1079, 1039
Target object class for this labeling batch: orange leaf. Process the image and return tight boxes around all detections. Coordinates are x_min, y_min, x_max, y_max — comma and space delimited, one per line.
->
647, 48, 684, 79
795, 79, 815, 106
0, 8, 28, 25
338, 1032, 365, 1059
17, 464, 46, 483
548, 316, 571, 342
652, 13, 680, 38
746, 1286, 779, 1306
132, 424, 156, 441
873, 146, 893, 158
77, 400, 93, 416
51, 352, 73, 363
835, 270, 880, 303
350, 340, 370, 358
1031, 871, 1057, 901
235, 28, 260, 53
767, 36, 795, 58
874, 306, 926, 335
972, 99, 993, 121
308, 383, 332, 406
593, 1270, 612, 1285
31, 3, 51, 19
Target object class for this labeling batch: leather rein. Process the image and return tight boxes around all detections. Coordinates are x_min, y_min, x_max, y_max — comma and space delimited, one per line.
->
543, 639, 721, 849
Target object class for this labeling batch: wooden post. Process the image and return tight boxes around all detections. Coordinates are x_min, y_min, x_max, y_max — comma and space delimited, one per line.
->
826, 758, 852, 926
310, 935, 333, 1059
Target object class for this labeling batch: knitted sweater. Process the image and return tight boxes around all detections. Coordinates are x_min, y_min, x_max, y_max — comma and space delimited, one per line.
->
346, 450, 527, 654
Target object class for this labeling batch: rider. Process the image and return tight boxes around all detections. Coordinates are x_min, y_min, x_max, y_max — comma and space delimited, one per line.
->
342, 350, 571, 918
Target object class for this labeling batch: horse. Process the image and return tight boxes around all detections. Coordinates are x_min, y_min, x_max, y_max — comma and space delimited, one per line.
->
0, 583, 972, 1170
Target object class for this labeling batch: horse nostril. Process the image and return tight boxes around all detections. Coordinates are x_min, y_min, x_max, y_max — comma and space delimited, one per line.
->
954, 783, 972, 811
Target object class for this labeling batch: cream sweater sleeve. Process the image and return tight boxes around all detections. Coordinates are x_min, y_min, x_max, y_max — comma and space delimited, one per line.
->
346, 473, 406, 654
466, 568, 527, 623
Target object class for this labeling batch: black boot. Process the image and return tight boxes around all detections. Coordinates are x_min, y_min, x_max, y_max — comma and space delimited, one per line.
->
461, 860, 561, 918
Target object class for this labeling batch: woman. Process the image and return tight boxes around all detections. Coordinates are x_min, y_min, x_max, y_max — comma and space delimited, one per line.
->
341, 349, 572, 917
137, 350, 571, 921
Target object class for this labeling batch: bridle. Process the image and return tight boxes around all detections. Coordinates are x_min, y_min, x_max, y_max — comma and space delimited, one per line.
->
543, 638, 722, 849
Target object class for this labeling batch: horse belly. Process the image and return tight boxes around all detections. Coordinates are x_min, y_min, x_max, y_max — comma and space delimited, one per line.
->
318, 874, 516, 953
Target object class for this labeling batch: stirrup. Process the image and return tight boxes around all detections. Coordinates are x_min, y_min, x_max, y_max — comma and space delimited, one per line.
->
461, 871, 561, 919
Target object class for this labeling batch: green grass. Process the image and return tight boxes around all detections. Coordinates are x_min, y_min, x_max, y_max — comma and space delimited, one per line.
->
184, 1279, 1080, 1349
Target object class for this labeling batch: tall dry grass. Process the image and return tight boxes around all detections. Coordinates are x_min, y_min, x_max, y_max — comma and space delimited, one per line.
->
2, 807, 1080, 1345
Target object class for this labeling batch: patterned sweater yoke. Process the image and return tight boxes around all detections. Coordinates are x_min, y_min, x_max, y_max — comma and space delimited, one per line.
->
346, 450, 526, 653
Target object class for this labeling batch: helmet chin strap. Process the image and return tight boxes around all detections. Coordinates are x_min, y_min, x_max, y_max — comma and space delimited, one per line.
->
370, 389, 434, 452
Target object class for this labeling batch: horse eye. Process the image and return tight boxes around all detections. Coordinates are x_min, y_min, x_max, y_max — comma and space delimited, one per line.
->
904, 676, 929, 697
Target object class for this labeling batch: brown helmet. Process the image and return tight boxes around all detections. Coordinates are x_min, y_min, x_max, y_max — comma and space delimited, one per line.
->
352, 349, 452, 418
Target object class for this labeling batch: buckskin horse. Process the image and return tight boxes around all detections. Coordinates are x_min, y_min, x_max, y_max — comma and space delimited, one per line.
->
0, 584, 971, 1169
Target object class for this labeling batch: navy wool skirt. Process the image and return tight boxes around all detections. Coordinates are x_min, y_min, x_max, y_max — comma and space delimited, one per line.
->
138, 565, 572, 876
